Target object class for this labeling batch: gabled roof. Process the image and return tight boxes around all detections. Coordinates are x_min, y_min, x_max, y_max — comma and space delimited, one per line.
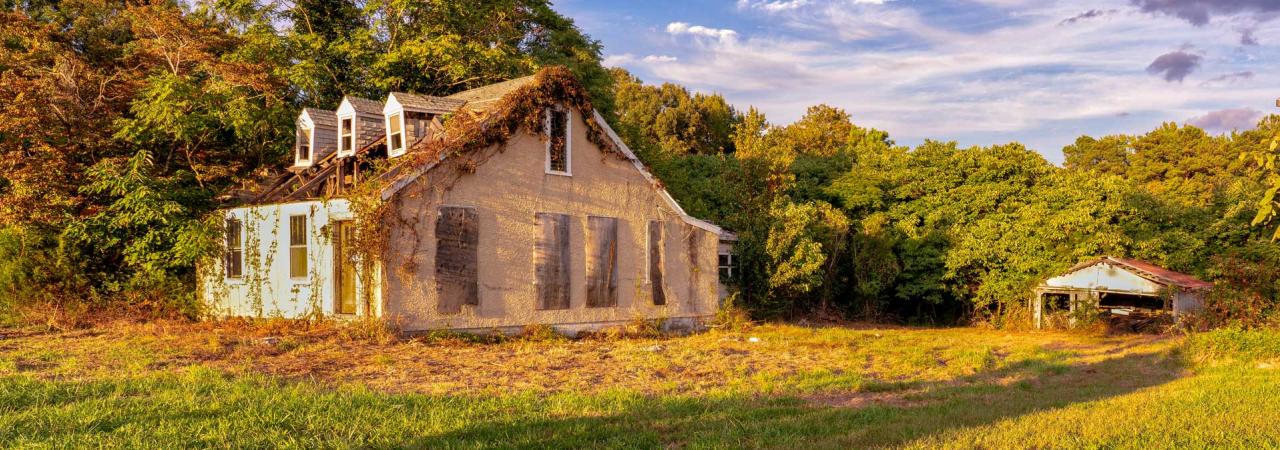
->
243, 69, 733, 238
342, 96, 385, 116
389, 92, 467, 114
1061, 256, 1213, 290
301, 108, 337, 129
377, 70, 727, 237
446, 76, 535, 107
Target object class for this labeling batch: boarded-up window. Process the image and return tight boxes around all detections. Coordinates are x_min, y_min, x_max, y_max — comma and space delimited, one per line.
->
586, 216, 618, 308
288, 215, 307, 278
225, 218, 242, 278
436, 206, 479, 313
535, 213, 571, 310
546, 108, 569, 174
649, 221, 665, 305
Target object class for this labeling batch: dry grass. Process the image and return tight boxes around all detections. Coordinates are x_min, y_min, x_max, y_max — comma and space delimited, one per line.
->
5, 320, 1280, 448
0, 319, 1178, 398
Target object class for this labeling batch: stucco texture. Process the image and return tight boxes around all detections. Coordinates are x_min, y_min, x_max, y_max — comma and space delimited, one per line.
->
381, 108, 721, 332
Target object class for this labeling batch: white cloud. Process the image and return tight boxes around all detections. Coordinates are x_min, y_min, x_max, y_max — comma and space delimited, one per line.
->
604, 53, 679, 66
665, 22, 739, 42
612, 0, 1278, 160
642, 55, 678, 63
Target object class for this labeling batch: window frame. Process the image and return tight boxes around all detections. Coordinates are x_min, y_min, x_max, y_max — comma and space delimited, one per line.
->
387, 111, 406, 157
544, 106, 572, 176
338, 115, 355, 156
718, 252, 735, 281
296, 126, 313, 164
288, 214, 309, 280
225, 217, 243, 280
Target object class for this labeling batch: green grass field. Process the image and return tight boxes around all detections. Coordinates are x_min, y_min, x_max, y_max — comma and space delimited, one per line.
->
2, 322, 1278, 449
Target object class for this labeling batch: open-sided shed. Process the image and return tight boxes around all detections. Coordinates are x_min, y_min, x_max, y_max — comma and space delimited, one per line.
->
1033, 257, 1212, 329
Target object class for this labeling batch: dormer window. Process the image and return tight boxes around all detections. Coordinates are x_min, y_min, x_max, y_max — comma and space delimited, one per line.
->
336, 96, 385, 159
384, 92, 465, 159
294, 108, 336, 167
339, 117, 353, 155
388, 112, 404, 155
296, 126, 312, 162
545, 107, 570, 175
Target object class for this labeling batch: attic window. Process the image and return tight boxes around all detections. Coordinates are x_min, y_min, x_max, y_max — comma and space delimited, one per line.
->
339, 117, 353, 154
545, 108, 570, 175
296, 126, 312, 162
388, 112, 404, 155
225, 218, 242, 278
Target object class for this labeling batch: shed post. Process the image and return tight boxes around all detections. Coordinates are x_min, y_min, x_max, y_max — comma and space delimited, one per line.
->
1032, 289, 1044, 329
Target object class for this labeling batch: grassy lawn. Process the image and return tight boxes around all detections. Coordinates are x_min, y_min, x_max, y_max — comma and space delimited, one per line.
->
2, 321, 1279, 448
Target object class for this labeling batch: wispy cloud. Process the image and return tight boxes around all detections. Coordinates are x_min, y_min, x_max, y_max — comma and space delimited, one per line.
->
1146, 48, 1203, 82
1187, 107, 1263, 133
588, 0, 1277, 161
1059, 9, 1114, 25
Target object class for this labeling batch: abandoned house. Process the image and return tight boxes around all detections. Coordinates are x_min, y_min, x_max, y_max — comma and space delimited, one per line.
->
1032, 256, 1211, 328
201, 67, 736, 334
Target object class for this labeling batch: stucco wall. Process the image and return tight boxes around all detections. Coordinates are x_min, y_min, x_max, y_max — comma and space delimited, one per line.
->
381, 108, 721, 331
201, 199, 378, 319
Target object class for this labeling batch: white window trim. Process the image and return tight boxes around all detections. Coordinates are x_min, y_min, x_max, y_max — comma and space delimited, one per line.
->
296, 126, 314, 165
386, 110, 407, 158
288, 214, 309, 282
225, 215, 245, 283
338, 114, 356, 157
544, 106, 572, 176
719, 252, 735, 279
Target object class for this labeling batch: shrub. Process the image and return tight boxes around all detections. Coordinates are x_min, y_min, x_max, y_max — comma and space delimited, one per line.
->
1184, 327, 1280, 366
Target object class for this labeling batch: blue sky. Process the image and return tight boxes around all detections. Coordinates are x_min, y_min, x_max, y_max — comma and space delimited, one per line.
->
555, 0, 1279, 164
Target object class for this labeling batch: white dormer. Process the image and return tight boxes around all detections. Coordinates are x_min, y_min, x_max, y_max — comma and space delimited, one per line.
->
335, 96, 386, 158
295, 116, 313, 166
294, 108, 338, 168
383, 92, 465, 158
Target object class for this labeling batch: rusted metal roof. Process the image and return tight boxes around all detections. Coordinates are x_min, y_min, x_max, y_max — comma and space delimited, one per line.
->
1065, 256, 1213, 290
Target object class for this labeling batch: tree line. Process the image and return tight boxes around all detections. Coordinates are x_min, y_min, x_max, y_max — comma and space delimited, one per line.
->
1, 1, 1277, 326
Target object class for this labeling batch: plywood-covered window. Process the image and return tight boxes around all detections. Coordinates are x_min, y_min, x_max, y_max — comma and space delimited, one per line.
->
388, 112, 404, 155
288, 215, 307, 279
339, 117, 353, 154
586, 216, 618, 308
225, 218, 242, 278
648, 221, 665, 305
436, 206, 478, 313
545, 108, 570, 175
535, 213, 571, 310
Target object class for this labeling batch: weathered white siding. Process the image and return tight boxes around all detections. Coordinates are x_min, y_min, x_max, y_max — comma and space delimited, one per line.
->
202, 199, 378, 319
1044, 263, 1163, 294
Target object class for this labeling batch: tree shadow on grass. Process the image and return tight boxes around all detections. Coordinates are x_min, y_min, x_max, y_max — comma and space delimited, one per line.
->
412, 345, 1186, 449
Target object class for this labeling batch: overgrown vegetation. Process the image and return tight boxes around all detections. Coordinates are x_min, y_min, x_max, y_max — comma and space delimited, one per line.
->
613, 67, 1280, 325
0, 0, 610, 321
2, 1, 1279, 330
